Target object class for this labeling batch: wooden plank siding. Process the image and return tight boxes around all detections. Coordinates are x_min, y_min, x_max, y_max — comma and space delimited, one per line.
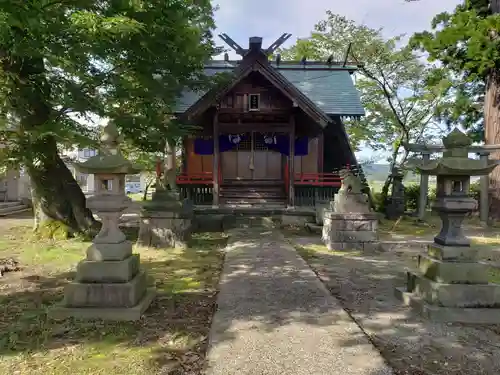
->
184, 136, 319, 177
185, 138, 213, 174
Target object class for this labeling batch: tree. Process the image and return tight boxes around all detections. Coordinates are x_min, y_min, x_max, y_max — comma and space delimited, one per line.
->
410, 0, 500, 219
279, 12, 447, 207
0, 1, 218, 235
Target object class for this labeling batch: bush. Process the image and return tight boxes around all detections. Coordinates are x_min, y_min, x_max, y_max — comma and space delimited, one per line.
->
401, 183, 436, 212
404, 184, 420, 211
371, 191, 384, 212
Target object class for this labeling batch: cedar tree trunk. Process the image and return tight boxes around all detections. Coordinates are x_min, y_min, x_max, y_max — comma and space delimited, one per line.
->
485, 0, 500, 220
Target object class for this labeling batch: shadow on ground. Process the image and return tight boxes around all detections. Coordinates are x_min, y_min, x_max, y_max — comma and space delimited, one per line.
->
289, 235, 500, 375
3, 215, 500, 374
0, 225, 227, 375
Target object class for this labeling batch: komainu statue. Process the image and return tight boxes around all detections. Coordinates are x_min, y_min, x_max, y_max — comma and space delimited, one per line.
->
333, 169, 370, 213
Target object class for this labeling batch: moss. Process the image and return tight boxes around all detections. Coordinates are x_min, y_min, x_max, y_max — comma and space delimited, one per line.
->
34, 219, 71, 240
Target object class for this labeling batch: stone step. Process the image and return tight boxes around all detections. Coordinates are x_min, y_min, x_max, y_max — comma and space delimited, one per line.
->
305, 222, 322, 233
0, 204, 30, 217
0, 201, 23, 209
221, 198, 287, 205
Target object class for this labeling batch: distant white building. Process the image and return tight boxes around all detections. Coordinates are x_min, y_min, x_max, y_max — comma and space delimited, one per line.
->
63, 147, 98, 193
64, 147, 149, 194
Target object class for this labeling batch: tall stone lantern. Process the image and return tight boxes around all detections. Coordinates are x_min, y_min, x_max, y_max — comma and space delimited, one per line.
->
396, 128, 500, 323
51, 121, 155, 321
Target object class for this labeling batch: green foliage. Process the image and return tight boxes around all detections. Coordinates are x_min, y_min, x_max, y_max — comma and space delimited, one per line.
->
0, 0, 219, 163
404, 184, 423, 211
279, 12, 447, 160
411, 0, 500, 139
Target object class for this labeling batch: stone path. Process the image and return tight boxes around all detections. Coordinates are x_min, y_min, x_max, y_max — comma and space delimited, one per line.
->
205, 228, 393, 375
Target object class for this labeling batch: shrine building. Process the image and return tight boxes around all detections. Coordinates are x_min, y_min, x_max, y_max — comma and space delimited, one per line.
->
174, 34, 365, 207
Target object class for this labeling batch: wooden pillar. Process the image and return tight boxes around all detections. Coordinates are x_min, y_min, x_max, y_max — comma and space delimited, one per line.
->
417, 152, 431, 221
288, 116, 295, 207
317, 133, 324, 173
212, 112, 220, 206
479, 151, 490, 225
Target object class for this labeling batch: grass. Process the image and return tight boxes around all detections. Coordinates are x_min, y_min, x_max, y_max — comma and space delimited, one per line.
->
0, 218, 227, 375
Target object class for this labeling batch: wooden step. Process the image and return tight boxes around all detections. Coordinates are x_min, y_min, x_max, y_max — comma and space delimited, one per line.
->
221, 197, 286, 205
220, 191, 284, 198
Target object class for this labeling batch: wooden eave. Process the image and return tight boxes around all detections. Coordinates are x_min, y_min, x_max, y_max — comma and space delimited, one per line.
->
182, 52, 333, 127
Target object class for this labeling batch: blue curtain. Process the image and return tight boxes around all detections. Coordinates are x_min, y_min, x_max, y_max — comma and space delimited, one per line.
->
260, 134, 308, 156
193, 134, 248, 155
193, 134, 308, 156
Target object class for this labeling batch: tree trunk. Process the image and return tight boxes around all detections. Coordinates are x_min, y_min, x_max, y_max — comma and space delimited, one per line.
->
3, 54, 99, 237
27, 137, 99, 238
486, 0, 500, 221
379, 141, 402, 211
485, 68, 500, 220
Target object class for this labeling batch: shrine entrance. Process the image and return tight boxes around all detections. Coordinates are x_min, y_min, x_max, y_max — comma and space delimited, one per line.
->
221, 131, 283, 183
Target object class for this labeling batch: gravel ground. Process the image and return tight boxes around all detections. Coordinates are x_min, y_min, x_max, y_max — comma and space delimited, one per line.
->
291, 235, 500, 375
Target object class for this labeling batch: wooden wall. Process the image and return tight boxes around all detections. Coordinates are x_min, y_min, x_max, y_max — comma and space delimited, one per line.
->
184, 138, 213, 174
294, 137, 319, 174
220, 74, 292, 111
184, 136, 319, 176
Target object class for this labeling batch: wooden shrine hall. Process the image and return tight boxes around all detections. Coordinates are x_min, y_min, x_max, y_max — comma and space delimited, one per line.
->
175, 33, 365, 207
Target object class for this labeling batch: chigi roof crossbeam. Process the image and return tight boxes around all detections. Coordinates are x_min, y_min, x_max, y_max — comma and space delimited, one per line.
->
219, 33, 292, 57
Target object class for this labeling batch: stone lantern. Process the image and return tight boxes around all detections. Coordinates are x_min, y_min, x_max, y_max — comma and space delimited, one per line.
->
396, 128, 500, 323
51, 121, 155, 321
385, 167, 405, 220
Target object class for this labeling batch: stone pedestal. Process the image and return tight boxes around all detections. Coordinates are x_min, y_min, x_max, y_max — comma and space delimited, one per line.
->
322, 211, 380, 252
138, 191, 193, 249
315, 199, 332, 225
51, 196, 155, 321
396, 242, 500, 323
396, 194, 500, 323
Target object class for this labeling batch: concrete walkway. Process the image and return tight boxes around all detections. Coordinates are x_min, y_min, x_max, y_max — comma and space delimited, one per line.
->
205, 228, 393, 375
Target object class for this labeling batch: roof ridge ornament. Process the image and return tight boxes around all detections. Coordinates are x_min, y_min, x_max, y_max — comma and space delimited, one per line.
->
218, 33, 292, 57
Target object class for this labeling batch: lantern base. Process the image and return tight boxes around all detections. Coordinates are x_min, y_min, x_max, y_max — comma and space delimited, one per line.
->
50, 288, 156, 321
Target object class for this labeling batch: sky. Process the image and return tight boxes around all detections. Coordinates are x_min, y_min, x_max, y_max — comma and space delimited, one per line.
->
212, 0, 462, 162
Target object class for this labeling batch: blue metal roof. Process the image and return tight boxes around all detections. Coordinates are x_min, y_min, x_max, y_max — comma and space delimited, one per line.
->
175, 62, 365, 117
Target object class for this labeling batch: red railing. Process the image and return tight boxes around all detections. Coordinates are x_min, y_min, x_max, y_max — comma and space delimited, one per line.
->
176, 172, 213, 185
294, 173, 342, 187
175, 168, 222, 185
284, 161, 344, 188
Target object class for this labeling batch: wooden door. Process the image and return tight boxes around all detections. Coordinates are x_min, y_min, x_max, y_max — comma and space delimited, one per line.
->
221, 132, 282, 181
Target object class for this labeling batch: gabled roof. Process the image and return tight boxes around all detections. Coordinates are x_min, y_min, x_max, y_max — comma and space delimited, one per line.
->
183, 52, 337, 126
175, 61, 365, 118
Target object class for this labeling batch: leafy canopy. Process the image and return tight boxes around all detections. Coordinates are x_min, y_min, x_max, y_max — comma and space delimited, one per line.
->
0, 0, 218, 165
410, 0, 500, 139
279, 12, 446, 163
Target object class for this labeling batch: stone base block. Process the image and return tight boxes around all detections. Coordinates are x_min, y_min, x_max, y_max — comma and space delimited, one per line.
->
418, 254, 488, 284
138, 210, 192, 249
406, 271, 500, 307
75, 254, 140, 283
63, 271, 148, 308
86, 240, 133, 261
322, 211, 379, 253
280, 214, 312, 227
427, 243, 479, 262
315, 202, 330, 225
395, 287, 500, 324
326, 241, 380, 253
50, 288, 156, 321
323, 212, 379, 231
